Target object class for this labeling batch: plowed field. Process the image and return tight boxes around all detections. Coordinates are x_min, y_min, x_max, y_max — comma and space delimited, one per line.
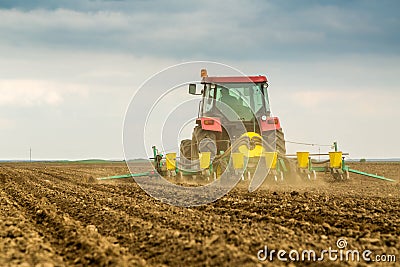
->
1, 162, 399, 266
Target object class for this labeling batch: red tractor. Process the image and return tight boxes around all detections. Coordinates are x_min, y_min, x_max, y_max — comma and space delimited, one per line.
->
180, 69, 286, 174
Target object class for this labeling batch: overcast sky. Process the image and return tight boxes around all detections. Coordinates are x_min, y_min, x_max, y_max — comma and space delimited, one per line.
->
0, 0, 399, 160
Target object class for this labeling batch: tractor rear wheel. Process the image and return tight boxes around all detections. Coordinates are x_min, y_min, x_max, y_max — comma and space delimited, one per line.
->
180, 139, 191, 160
191, 126, 217, 160
276, 128, 286, 156
263, 128, 286, 155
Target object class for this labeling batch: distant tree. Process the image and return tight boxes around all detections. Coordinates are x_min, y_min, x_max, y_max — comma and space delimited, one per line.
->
360, 158, 366, 163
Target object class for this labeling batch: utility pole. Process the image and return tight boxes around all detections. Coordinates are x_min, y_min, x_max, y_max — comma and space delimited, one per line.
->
318, 147, 320, 161
30, 147, 32, 162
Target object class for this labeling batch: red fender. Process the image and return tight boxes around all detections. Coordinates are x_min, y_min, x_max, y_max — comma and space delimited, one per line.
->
199, 117, 222, 132
260, 116, 281, 132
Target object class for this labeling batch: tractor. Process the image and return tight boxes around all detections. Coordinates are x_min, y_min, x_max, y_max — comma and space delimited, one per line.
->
179, 69, 286, 178
108, 69, 396, 186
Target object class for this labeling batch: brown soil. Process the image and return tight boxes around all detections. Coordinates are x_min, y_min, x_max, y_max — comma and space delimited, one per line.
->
0, 162, 399, 266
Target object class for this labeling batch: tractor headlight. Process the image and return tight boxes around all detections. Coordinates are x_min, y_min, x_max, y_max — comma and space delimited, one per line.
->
261, 115, 267, 121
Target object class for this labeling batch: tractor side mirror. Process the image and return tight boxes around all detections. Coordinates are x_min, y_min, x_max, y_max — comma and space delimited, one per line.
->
189, 84, 197, 95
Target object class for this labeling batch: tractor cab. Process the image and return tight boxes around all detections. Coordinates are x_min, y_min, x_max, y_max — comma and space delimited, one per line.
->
200, 77, 270, 124
184, 69, 286, 161
189, 69, 277, 137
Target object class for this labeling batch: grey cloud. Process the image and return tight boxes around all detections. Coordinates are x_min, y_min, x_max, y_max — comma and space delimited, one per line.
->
0, 1, 399, 61
0, 0, 399, 159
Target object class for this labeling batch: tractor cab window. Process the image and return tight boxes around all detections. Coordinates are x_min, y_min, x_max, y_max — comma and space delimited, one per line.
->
215, 83, 266, 121
203, 84, 215, 113
262, 84, 271, 113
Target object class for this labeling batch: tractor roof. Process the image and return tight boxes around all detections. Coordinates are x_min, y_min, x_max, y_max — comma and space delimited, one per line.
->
202, 76, 267, 84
